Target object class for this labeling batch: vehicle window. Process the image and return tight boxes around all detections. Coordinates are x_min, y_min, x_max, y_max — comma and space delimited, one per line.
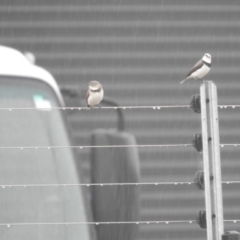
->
0, 77, 90, 240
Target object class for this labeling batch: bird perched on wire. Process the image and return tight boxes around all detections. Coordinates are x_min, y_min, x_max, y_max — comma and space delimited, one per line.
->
86, 80, 104, 108
180, 53, 211, 84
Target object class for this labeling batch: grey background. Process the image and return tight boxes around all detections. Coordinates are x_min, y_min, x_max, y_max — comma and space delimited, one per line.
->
0, 0, 240, 239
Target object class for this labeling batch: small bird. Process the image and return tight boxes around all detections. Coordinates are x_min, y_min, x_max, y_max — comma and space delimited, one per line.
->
86, 80, 104, 108
180, 53, 211, 84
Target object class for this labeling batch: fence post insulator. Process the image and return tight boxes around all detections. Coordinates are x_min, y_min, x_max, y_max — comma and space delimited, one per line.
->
222, 231, 240, 240
190, 94, 201, 113
192, 133, 203, 152
196, 210, 207, 229
194, 171, 204, 190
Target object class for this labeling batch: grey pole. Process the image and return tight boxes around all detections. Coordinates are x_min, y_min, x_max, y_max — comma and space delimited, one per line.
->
200, 81, 224, 240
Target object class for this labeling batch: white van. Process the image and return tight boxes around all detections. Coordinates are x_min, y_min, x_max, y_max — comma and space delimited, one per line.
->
0, 46, 92, 240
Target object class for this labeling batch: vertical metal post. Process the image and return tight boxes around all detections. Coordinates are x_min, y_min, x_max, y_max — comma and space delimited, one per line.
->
200, 81, 224, 240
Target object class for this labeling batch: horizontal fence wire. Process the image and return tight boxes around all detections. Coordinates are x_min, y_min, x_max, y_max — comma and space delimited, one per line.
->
1, 220, 240, 227
0, 182, 194, 188
218, 105, 240, 109
222, 181, 240, 185
220, 144, 240, 147
224, 220, 240, 223
0, 220, 196, 227
0, 104, 239, 111
0, 144, 193, 150
0, 143, 240, 150
0, 105, 190, 111
0, 181, 239, 189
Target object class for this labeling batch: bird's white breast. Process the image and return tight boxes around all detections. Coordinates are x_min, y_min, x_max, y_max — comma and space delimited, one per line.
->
88, 89, 104, 105
191, 64, 210, 79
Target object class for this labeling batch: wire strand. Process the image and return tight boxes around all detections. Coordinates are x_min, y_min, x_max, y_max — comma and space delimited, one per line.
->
224, 220, 240, 223
0, 144, 193, 150
0, 220, 196, 227
220, 144, 240, 147
1, 219, 239, 227
218, 105, 240, 109
1, 181, 239, 189
1, 143, 240, 150
0, 104, 240, 111
0, 105, 190, 111
222, 181, 240, 185
0, 181, 194, 188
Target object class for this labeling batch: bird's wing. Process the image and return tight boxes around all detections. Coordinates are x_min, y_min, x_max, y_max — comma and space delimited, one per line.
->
185, 59, 204, 78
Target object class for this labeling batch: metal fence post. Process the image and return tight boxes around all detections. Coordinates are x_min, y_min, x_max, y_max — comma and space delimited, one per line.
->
200, 81, 224, 240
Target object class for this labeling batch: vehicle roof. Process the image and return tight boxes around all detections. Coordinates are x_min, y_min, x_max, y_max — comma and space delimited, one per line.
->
0, 45, 64, 106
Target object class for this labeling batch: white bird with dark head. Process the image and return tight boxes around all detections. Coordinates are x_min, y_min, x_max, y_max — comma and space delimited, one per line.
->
86, 80, 104, 108
180, 53, 212, 84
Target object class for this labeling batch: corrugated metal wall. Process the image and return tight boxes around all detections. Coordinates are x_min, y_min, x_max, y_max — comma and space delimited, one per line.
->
1, 1, 240, 239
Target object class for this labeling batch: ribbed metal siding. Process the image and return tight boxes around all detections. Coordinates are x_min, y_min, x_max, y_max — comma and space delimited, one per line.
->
1, 1, 240, 240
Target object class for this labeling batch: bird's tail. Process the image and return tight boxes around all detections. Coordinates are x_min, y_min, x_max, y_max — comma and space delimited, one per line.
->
179, 78, 188, 84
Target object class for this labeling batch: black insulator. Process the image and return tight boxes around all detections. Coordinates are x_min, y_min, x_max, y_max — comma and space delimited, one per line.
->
196, 210, 207, 229
192, 133, 203, 152
222, 231, 240, 240
194, 171, 204, 190
190, 94, 201, 113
